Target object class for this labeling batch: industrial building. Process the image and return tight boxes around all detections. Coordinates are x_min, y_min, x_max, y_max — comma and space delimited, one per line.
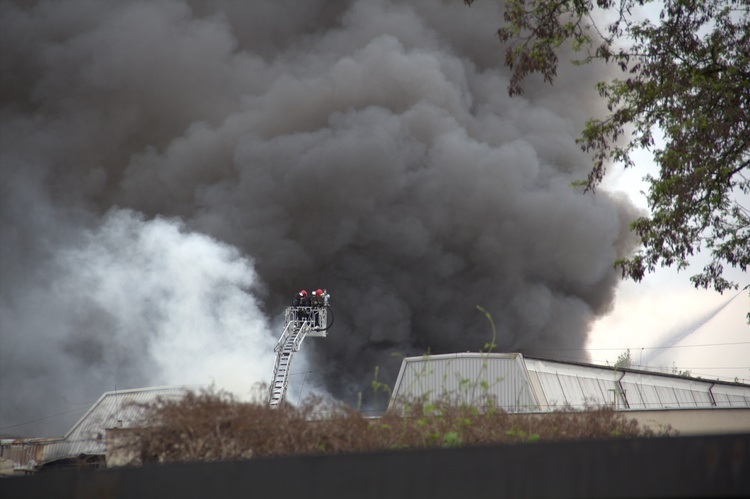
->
1, 386, 185, 475
3, 353, 749, 475
388, 352, 750, 434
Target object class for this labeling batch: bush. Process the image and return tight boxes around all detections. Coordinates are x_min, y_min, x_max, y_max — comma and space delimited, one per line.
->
118, 388, 674, 465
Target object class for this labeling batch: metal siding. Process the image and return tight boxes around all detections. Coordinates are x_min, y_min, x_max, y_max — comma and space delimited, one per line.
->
618, 374, 750, 410
688, 379, 746, 407
393, 354, 536, 412
711, 385, 750, 407
673, 387, 696, 407
42, 387, 186, 464
598, 379, 626, 408
526, 370, 549, 410
536, 372, 566, 408
637, 383, 663, 409
620, 381, 645, 409
557, 375, 586, 409
392, 354, 750, 413
713, 391, 732, 407
691, 389, 714, 407
655, 386, 679, 408
668, 378, 712, 408
672, 378, 713, 407
396, 359, 437, 402
511, 355, 540, 411
577, 377, 607, 407
526, 360, 627, 409
525, 359, 568, 409
619, 375, 664, 410
728, 394, 747, 407
0, 438, 61, 472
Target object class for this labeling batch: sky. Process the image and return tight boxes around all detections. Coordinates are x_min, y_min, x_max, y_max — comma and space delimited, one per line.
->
590, 282, 748, 382
0, 0, 747, 438
588, 156, 749, 384
583, 0, 749, 383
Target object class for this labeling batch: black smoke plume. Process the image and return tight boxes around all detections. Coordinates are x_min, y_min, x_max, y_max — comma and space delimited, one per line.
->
0, 0, 639, 436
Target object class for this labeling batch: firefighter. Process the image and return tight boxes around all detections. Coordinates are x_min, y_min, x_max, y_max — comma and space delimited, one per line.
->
292, 290, 308, 307
293, 290, 310, 323
311, 289, 324, 328
311, 289, 324, 307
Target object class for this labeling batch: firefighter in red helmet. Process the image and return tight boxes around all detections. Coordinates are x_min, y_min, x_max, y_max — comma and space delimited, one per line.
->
310, 289, 323, 307
293, 289, 309, 307
310, 289, 324, 328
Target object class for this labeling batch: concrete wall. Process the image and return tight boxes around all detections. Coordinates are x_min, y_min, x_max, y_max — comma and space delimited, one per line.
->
626, 408, 750, 435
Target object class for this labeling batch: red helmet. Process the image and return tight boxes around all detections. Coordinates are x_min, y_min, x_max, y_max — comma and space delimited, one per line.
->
299, 290, 308, 297
316, 289, 323, 296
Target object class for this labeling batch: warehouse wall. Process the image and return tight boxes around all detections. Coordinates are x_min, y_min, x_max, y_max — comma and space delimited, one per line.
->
627, 408, 750, 435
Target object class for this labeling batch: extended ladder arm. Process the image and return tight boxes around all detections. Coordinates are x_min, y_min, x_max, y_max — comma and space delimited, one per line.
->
268, 294, 331, 408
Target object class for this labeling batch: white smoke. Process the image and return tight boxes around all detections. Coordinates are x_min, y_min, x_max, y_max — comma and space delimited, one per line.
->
57, 210, 273, 387
1, 208, 273, 435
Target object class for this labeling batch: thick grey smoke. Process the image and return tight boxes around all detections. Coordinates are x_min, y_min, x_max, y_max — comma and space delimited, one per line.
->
0, 0, 640, 435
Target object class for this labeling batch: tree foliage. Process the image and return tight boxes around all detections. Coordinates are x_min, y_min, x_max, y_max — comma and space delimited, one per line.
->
466, 0, 749, 292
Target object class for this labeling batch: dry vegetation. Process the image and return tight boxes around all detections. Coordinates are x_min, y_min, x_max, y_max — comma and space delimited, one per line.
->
117, 389, 675, 465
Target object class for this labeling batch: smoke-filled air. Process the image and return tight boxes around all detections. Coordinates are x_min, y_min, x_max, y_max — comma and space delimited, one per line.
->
0, 0, 641, 436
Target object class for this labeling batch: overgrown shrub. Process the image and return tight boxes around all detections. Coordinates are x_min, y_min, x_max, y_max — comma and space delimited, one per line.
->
117, 388, 675, 465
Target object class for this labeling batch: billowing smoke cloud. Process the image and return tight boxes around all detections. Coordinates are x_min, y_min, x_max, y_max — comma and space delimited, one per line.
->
0, 208, 275, 435
1, 0, 640, 435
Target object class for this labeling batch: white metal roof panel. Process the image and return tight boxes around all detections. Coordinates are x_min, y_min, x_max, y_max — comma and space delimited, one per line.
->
389, 353, 538, 412
656, 385, 680, 408
389, 353, 750, 413
621, 379, 645, 409
635, 382, 662, 409
713, 391, 731, 406
673, 387, 696, 407
535, 371, 566, 408
523, 358, 626, 409
620, 373, 728, 409
42, 386, 186, 463
711, 384, 750, 407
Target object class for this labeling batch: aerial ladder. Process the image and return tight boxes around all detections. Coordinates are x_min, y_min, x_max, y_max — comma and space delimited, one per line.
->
268, 291, 332, 408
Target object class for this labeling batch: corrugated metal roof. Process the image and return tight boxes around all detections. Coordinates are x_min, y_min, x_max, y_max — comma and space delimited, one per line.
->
390, 353, 750, 413
618, 372, 716, 409
0, 437, 63, 472
388, 353, 538, 412
711, 384, 750, 407
42, 386, 186, 464
524, 358, 627, 410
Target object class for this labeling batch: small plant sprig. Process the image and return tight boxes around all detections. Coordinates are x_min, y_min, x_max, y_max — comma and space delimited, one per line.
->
476, 305, 497, 353
370, 366, 392, 407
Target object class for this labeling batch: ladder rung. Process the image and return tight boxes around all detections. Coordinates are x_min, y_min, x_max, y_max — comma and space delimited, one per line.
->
268, 308, 329, 407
